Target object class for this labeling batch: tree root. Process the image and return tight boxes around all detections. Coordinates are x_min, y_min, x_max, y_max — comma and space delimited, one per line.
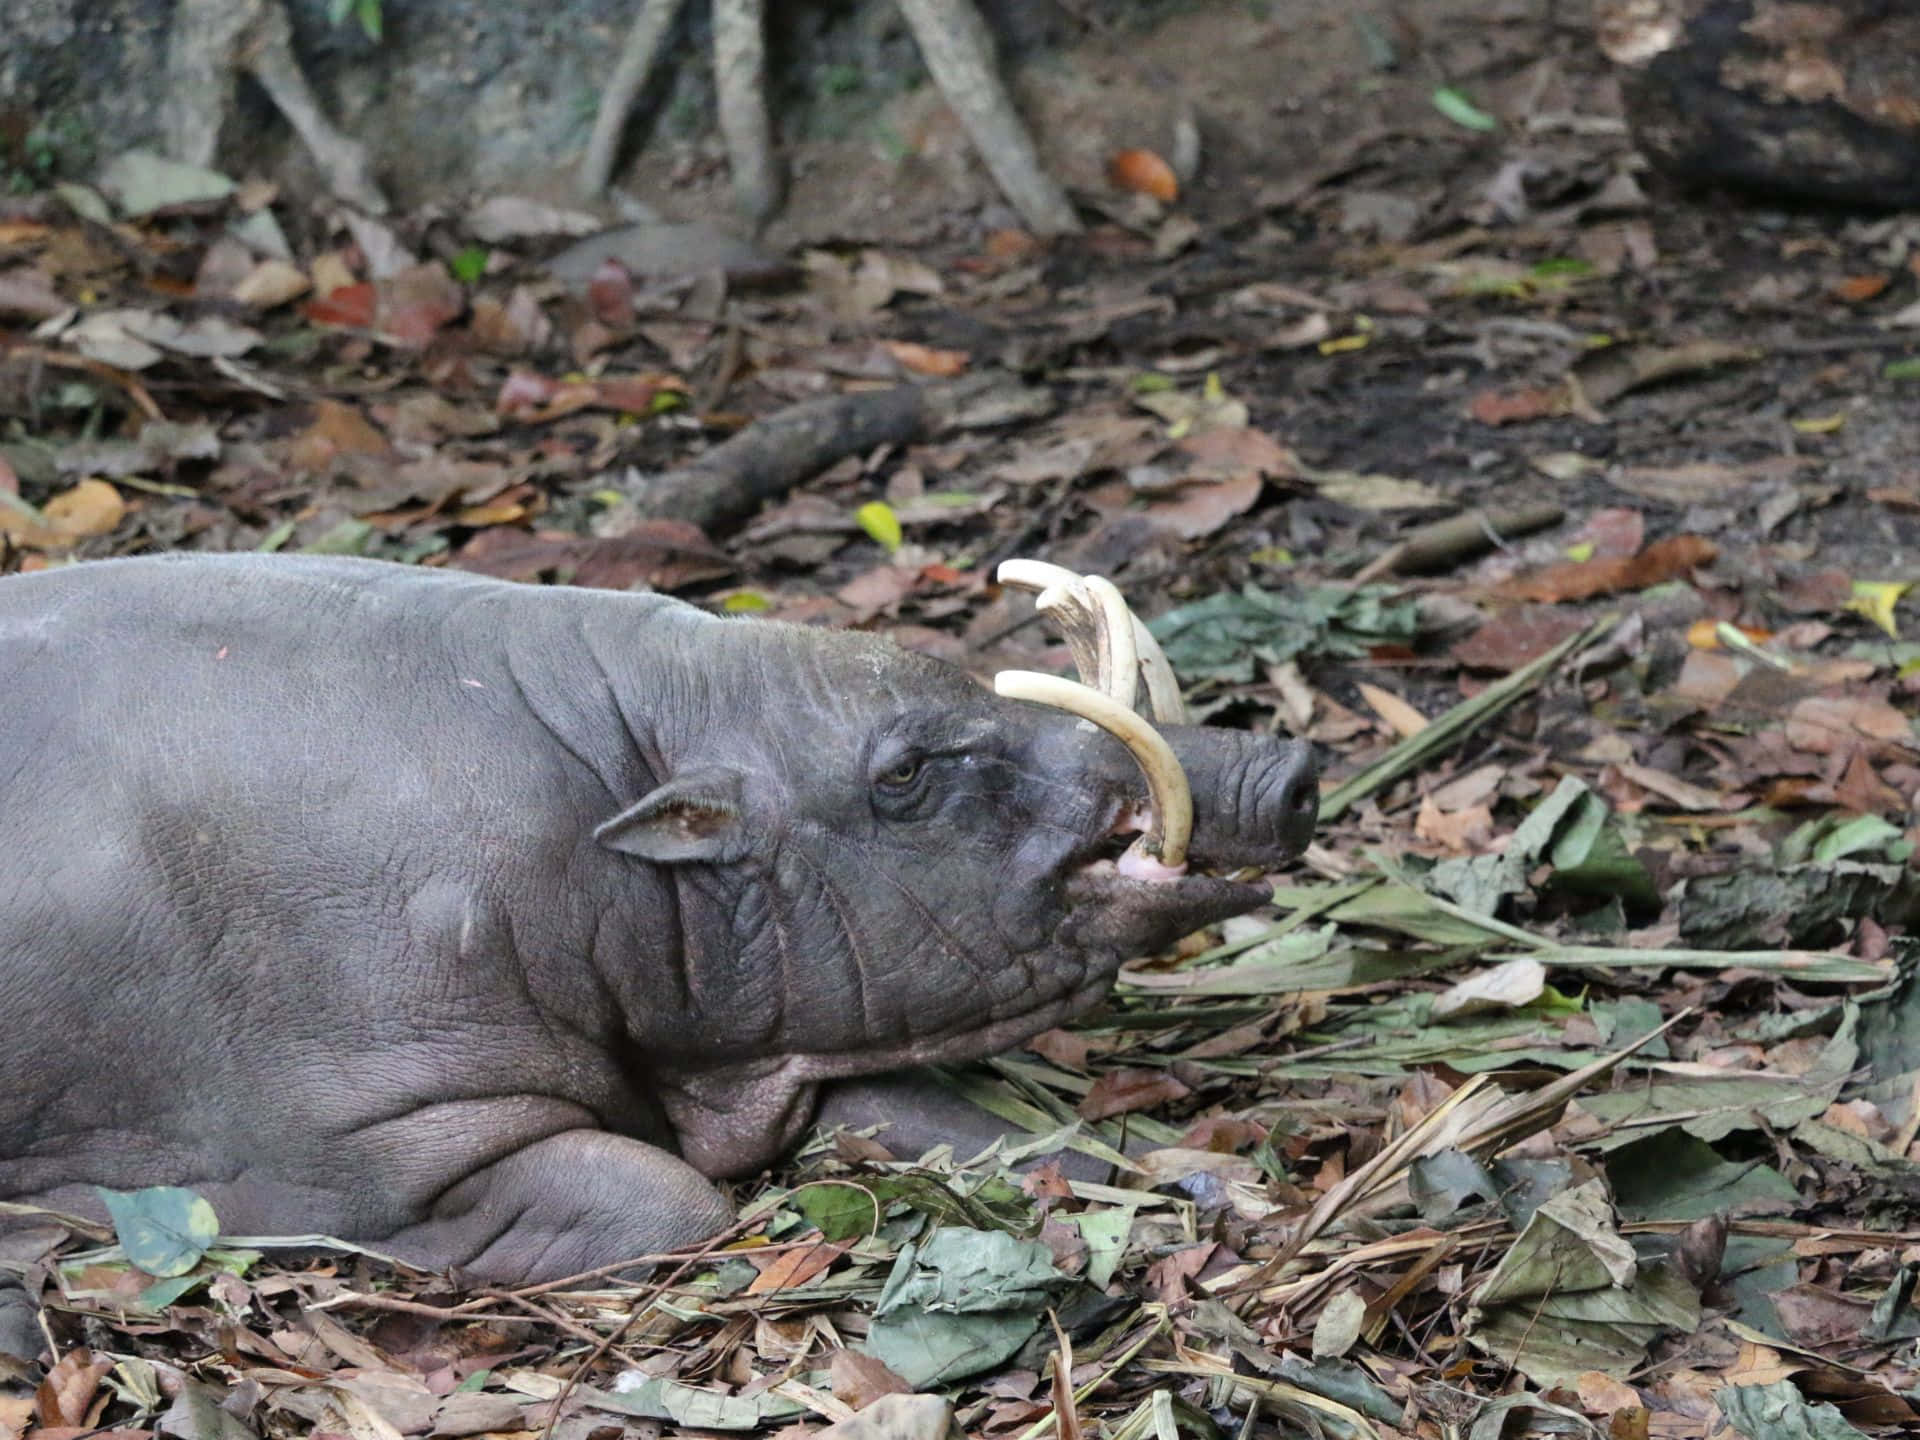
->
578, 0, 690, 200
164, 0, 388, 214
713, 0, 782, 224
891, 0, 1078, 236
581, 0, 1078, 236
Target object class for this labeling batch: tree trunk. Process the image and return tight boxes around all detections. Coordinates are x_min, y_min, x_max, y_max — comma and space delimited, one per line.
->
1596, 0, 1920, 208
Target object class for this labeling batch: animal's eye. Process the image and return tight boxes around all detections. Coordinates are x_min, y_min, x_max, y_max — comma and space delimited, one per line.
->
877, 757, 923, 789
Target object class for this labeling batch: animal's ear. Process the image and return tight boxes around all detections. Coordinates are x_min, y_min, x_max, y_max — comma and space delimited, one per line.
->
595, 768, 748, 863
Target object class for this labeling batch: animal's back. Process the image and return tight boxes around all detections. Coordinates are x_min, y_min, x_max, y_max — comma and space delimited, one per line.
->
0, 555, 665, 1223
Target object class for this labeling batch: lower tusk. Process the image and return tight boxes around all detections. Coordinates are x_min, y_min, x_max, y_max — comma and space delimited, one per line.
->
994, 669, 1192, 870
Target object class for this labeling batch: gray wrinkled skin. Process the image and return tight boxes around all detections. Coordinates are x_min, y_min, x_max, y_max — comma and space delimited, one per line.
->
0, 553, 1314, 1285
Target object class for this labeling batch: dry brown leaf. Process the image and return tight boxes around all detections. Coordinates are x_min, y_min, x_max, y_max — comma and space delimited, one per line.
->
1143, 472, 1264, 539
1077, 1067, 1192, 1121
1574, 1370, 1642, 1415
1025, 1029, 1090, 1070
0, 265, 67, 320
1469, 385, 1567, 425
231, 259, 310, 309
450, 522, 731, 592
829, 1349, 914, 1408
1833, 747, 1907, 815
745, 1238, 848, 1294
1612, 761, 1723, 812
1786, 694, 1914, 754
1108, 148, 1178, 202
1494, 535, 1716, 604
1569, 506, 1646, 558
1357, 682, 1428, 738
1415, 797, 1495, 852
287, 399, 391, 472
1451, 607, 1587, 671
1049, 1313, 1084, 1440
34, 1349, 113, 1430
882, 340, 969, 377
1572, 338, 1758, 408
1144, 1244, 1214, 1305
40, 480, 126, 541
1176, 425, 1298, 478
1668, 650, 1743, 709
1426, 764, 1504, 813
1832, 273, 1891, 303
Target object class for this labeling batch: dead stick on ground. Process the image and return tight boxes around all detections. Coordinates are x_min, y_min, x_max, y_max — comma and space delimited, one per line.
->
624, 373, 1046, 534
1353, 501, 1565, 583
892, 0, 1081, 236
580, 0, 691, 198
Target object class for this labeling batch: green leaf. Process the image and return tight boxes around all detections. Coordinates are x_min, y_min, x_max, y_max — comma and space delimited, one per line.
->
1608, 1132, 1798, 1224
1717, 1380, 1872, 1440
721, 591, 771, 613
99, 1186, 220, 1277
861, 1228, 1069, 1386
1811, 813, 1903, 865
327, 0, 353, 24
256, 519, 296, 552
1065, 1209, 1131, 1290
790, 1182, 891, 1242
355, 0, 383, 41
1148, 582, 1418, 686
1884, 357, 1920, 382
579, 1378, 809, 1429
449, 246, 488, 285
1432, 86, 1498, 132
855, 500, 902, 552
301, 518, 373, 555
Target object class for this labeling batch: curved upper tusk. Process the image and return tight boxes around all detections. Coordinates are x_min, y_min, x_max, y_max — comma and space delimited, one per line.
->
1130, 616, 1188, 725
1000, 559, 1170, 719
993, 669, 1192, 870
1080, 576, 1141, 714
996, 558, 1083, 596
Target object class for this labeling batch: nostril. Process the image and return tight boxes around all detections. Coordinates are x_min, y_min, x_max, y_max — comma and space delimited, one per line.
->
1292, 785, 1315, 814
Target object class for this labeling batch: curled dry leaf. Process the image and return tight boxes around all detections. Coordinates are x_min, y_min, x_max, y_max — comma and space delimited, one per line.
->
34, 1348, 114, 1429
39, 480, 125, 541
882, 340, 969, 377
1108, 148, 1179, 203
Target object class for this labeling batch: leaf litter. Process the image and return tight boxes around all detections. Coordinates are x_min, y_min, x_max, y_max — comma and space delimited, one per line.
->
9, 6, 1920, 1438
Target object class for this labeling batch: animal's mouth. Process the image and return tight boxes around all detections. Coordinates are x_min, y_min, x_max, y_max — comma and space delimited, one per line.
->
1062, 858, 1272, 948
1064, 803, 1275, 933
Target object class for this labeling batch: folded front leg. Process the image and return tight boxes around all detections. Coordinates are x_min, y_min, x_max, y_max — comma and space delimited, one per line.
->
388, 1129, 736, 1284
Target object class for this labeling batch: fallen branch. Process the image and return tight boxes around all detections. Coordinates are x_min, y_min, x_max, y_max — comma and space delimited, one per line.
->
1353, 500, 1565, 582
620, 374, 1046, 534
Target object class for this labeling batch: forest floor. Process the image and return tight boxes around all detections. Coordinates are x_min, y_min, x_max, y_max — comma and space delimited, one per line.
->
5, 3, 1920, 1439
